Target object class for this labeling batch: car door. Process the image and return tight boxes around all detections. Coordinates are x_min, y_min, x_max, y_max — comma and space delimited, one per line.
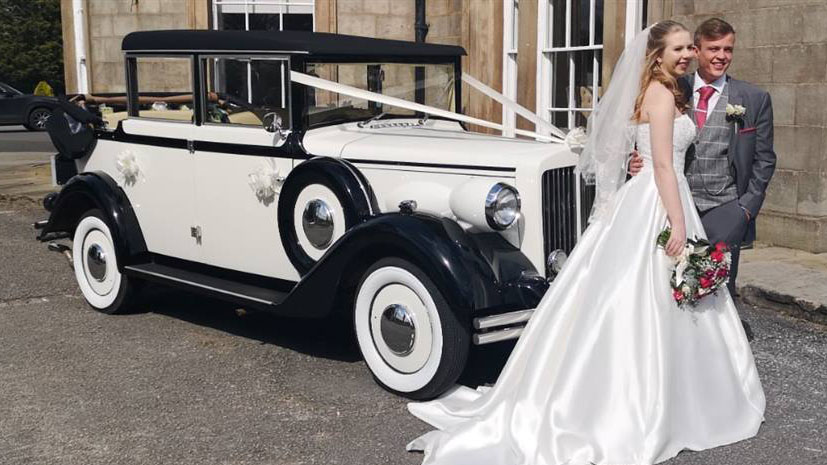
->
191, 56, 298, 280
116, 55, 199, 263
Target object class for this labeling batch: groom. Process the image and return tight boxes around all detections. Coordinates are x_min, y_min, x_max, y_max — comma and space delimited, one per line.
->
631, 18, 777, 301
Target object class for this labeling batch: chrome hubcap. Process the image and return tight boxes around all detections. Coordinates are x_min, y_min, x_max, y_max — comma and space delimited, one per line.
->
86, 244, 107, 282
302, 198, 334, 249
380, 304, 416, 356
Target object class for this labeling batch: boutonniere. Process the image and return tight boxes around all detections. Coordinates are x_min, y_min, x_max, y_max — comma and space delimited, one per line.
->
725, 104, 746, 121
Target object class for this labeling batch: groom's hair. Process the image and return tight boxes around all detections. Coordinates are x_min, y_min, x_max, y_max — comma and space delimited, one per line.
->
694, 18, 735, 45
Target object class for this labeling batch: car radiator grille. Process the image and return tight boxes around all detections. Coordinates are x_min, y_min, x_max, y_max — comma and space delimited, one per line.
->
541, 167, 596, 263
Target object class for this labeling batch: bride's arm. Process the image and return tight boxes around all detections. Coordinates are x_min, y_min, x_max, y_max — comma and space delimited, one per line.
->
645, 83, 686, 257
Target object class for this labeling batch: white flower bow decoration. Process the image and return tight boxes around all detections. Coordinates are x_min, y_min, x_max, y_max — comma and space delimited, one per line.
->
248, 162, 283, 205
116, 149, 143, 186
565, 126, 588, 148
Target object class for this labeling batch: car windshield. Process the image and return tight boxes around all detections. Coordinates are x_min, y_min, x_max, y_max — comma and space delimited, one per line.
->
304, 62, 456, 127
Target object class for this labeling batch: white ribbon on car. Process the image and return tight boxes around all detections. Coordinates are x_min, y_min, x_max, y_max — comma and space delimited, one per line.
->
460, 73, 567, 140
290, 71, 566, 143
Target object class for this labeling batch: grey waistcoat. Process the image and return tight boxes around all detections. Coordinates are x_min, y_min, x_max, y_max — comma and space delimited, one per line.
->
686, 84, 739, 211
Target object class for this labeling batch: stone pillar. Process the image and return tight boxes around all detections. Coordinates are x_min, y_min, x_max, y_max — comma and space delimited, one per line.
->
652, 0, 827, 253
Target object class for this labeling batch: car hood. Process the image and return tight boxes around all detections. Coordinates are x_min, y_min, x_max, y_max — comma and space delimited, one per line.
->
302, 120, 576, 173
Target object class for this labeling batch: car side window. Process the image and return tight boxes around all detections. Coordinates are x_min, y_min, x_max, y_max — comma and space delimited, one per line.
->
202, 57, 290, 128
128, 56, 194, 123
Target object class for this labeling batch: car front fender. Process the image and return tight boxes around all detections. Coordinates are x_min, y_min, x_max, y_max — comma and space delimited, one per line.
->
279, 212, 547, 318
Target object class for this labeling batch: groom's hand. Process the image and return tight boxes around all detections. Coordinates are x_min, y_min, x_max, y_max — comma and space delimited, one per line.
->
628, 151, 644, 176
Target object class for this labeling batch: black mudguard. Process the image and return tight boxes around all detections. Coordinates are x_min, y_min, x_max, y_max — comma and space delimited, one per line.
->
37, 171, 148, 268
278, 212, 548, 318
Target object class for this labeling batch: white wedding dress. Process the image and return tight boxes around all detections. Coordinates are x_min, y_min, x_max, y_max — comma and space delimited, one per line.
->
407, 114, 765, 465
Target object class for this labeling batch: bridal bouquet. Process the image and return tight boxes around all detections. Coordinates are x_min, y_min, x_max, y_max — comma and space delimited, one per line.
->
657, 228, 731, 307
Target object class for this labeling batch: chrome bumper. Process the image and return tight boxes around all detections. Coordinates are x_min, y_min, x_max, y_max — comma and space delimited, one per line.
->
472, 309, 533, 345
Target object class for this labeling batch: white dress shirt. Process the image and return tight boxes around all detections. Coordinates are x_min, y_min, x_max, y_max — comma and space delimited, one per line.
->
692, 71, 727, 113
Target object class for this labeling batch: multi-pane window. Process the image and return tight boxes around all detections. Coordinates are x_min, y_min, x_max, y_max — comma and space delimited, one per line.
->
538, 0, 604, 132
212, 0, 315, 32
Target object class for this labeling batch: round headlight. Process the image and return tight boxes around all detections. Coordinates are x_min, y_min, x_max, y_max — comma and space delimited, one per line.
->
485, 183, 521, 230
547, 249, 568, 276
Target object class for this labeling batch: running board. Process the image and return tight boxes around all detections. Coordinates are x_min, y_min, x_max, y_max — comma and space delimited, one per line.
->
124, 262, 288, 308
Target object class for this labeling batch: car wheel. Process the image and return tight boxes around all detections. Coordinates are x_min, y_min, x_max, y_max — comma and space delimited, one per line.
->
72, 209, 139, 314
27, 107, 51, 131
354, 257, 470, 400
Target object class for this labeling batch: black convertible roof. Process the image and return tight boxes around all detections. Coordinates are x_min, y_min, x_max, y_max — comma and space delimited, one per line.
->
122, 30, 466, 57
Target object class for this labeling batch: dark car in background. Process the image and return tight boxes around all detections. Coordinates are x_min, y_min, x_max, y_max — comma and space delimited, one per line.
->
0, 82, 59, 131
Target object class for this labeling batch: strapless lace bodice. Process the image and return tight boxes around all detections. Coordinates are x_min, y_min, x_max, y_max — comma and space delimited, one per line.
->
634, 113, 696, 173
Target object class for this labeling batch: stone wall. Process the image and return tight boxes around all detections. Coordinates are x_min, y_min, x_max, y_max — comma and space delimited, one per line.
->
650, 0, 827, 252
70, 0, 208, 94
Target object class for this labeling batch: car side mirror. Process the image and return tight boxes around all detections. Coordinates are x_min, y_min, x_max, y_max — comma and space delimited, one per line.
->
263, 112, 289, 141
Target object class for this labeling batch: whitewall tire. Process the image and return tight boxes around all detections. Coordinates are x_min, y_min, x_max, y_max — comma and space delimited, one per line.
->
354, 258, 469, 400
72, 210, 139, 314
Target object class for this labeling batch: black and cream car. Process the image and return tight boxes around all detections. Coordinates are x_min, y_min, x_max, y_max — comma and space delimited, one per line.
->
36, 30, 591, 400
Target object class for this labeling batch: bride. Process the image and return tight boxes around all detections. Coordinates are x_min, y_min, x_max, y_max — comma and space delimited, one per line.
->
406, 21, 765, 465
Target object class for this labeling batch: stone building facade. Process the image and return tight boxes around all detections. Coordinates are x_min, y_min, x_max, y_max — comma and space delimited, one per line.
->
60, 0, 827, 252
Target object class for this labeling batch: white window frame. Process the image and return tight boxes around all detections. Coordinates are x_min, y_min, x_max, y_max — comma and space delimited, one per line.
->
211, 0, 315, 103
501, 0, 645, 136
502, 0, 518, 138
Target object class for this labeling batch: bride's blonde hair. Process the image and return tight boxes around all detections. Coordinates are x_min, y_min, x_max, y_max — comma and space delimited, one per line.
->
632, 21, 690, 122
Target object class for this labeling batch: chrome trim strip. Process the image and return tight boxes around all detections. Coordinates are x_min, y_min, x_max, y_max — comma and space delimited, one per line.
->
473, 309, 533, 330
123, 266, 274, 305
473, 327, 524, 345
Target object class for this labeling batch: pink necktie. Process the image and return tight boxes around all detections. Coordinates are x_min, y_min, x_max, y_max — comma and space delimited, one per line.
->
696, 86, 716, 129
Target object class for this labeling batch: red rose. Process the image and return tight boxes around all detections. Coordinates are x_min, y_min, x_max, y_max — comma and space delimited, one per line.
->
715, 242, 728, 252
716, 268, 729, 278
673, 289, 684, 302
710, 250, 725, 263
700, 277, 714, 289
704, 269, 715, 278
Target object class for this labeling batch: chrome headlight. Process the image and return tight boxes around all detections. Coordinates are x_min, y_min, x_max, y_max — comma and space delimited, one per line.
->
547, 249, 568, 277
484, 183, 521, 230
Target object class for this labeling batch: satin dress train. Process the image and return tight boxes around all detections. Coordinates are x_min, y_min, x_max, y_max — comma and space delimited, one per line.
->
406, 114, 765, 465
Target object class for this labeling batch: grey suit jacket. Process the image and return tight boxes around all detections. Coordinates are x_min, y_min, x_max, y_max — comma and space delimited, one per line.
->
679, 75, 777, 243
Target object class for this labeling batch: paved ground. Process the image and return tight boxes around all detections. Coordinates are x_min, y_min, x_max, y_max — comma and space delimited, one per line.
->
739, 246, 827, 325
0, 125, 56, 153
1, 206, 825, 465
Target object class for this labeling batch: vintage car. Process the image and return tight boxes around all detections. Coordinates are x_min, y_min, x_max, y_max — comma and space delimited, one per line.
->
36, 30, 592, 400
